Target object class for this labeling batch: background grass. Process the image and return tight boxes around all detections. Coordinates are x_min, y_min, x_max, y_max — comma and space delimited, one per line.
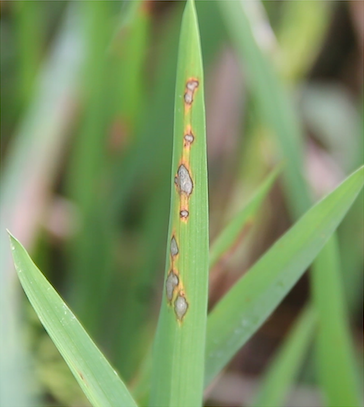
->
1, 1, 363, 406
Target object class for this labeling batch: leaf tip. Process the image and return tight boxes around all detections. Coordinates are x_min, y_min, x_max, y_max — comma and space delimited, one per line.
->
6, 229, 16, 248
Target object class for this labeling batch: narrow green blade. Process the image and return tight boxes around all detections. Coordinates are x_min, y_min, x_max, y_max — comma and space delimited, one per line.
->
218, 0, 310, 220
150, 1, 209, 406
312, 236, 362, 407
8, 233, 137, 407
218, 2, 362, 404
205, 166, 364, 386
13, 0, 42, 108
66, 1, 115, 335
210, 168, 280, 268
0, 5, 86, 405
250, 306, 316, 407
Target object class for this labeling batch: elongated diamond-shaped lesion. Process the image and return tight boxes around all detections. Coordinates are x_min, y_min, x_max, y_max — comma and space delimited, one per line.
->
166, 272, 179, 302
170, 236, 179, 257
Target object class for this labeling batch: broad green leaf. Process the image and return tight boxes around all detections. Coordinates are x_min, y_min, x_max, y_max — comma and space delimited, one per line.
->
210, 167, 280, 268
8, 233, 137, 407
150, 1, 209, 406
250, 306, 316, 407
312, 236, 362, 407
205, 166, 364, 386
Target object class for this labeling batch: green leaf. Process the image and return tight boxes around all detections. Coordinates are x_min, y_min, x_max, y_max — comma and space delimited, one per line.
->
13, 1, 42, 108
210, 167, 280, 268
250, 306, 316, 407
218, 2, 362, 403
0, 5, 86, 405
205, 166, 364, 386
8, 233, 137, 407
65, 1, 116, 336
312, 236, 363, 407
277, 1, 330, 81
102, 0, 153, 380
218, 0, 310, 220
149, 0, 209, 406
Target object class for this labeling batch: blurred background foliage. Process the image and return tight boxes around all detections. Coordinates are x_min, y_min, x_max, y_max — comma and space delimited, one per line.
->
0, 1, 363, 406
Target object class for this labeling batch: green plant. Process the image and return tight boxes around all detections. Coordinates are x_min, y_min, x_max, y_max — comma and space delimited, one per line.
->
8, 160, 364, 406
3, 1, 363, 406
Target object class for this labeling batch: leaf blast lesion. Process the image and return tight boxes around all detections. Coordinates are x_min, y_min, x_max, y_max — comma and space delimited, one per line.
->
165, 77, 200, 322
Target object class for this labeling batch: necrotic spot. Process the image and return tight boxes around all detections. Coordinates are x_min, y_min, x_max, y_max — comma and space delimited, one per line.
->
177, 164, 193, 195
166, 272, 179, 301
170, 236, 179, 257
174, 294, 188, 320
186, 80, 199, 91
184, 134, 194, 144
180, 210, 189, 219
184, 92, 193, 104
184, 80, 199, 105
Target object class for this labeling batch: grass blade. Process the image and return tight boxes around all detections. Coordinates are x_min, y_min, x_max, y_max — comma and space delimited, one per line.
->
65, 1, 115, 335
312, 236, 362, 406
210, 167, 280, 268
277, 1, 330, 81
218, 0, 310, 220
149, 1, 209, 406
0, 6, 85, 405
109, 0, 150, 141
219, 2, 362, 403
205, 166, 364, 386
250, 306, 316, 407
109, 1, 155, 380
8, 233, 137, 407
13, 1, 42, 109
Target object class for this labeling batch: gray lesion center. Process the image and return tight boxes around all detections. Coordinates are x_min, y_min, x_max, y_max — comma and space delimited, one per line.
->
176, 164, 193, 196
174, 294, 188, 320
184, 134, 194, 144
186, 80, 199, 91
180, 210, 189, 219
184, 80, 199, 104
170, 236, 179, 257
166, 272, 179, 301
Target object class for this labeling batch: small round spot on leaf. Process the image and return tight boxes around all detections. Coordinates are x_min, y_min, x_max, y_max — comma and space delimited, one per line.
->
184, 134, 194, 144
180, 210, 189, 219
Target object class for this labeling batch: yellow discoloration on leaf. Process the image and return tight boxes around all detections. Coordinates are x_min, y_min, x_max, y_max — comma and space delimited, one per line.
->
151, 2, 208, 404
168, 77, 200, 317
